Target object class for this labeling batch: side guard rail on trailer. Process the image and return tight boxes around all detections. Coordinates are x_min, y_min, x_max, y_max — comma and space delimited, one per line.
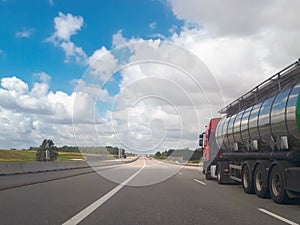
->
221, 151, 300, 162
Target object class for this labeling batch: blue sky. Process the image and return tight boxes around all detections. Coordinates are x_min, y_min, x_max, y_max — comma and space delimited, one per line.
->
0, 0, 299, 151
0, 0, 182, 93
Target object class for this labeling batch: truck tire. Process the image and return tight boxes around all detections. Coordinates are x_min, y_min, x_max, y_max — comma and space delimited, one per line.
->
205, 169, 213, 180
217, 167, 224, 184
269, 165, 289, 204
254, 164, 270, 198
242, 165, 254, 194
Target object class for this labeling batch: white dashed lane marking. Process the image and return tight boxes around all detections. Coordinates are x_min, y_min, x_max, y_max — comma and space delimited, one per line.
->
193, 179, 207, 186
258, 208, 299, 225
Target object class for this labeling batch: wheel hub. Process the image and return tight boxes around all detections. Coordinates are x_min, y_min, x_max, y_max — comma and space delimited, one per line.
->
271, 173, 281, 197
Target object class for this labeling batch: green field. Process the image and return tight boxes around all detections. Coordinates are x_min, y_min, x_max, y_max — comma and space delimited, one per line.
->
0, 150, 84, 162
56, 152, 84, 161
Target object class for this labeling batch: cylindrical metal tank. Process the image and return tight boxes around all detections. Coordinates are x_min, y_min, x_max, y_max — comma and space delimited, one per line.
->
216, 80, 300, 152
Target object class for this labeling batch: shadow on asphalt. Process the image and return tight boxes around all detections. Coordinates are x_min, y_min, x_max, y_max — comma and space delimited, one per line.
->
286, 198, 300, 205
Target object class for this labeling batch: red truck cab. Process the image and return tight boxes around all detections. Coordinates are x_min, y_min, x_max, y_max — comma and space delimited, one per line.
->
199, 118, 221, 178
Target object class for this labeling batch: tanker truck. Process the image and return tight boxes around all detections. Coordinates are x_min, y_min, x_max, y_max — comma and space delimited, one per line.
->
199, 59, 300, 204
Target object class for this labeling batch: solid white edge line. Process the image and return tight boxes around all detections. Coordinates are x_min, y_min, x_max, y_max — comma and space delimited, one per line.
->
193, 179, 207, 186
62, 159, 146, 225
258, 208, 299, 225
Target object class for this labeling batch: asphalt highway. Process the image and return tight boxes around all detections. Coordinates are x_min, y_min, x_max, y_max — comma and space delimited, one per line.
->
0, 157, 299, 225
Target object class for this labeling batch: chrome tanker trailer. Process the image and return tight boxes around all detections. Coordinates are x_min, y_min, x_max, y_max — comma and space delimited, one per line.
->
200, 59, 300, 204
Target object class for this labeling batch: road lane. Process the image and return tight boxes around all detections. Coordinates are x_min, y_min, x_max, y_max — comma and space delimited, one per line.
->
80, 158, 300, 225
0, 157, 138, 191
0, 157, 299, 225
0, 160, 142, 225
62, 159, 146, 225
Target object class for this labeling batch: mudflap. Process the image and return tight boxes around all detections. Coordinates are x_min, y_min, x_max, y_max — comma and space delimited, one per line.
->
217, 161, 232, 184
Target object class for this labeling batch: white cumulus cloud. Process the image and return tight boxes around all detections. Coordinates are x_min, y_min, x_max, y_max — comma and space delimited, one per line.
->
16, 27, 34, 38
149, 22, 157, 30
50, 12, 84, 42
0, 73, 105, 148
4, 2, 300, 152
112, 30, 127, 47
1, 76, 29, 94
166, 0, 300, 70
47, 12, 87, 64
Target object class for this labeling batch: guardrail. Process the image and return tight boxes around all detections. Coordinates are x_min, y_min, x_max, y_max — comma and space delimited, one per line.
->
0, 157, 139, 175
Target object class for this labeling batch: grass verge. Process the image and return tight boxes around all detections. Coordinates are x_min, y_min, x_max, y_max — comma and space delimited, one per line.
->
0, 150, 84, 162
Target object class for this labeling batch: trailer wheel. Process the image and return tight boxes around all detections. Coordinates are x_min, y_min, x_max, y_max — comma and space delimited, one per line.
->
254, 164, 270, 198
269, 165, 289, 204
242, 165, 254, 194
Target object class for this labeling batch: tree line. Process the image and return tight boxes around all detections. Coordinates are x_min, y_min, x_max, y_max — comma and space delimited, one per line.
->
34, 139, 126, 161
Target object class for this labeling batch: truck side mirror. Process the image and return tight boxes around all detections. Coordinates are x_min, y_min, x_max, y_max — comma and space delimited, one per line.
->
199, 140, 203, 148
199, 133, 204, 148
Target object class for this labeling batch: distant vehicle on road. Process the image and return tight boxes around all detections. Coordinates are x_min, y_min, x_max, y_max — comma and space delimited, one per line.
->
200, 59, 300, 204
